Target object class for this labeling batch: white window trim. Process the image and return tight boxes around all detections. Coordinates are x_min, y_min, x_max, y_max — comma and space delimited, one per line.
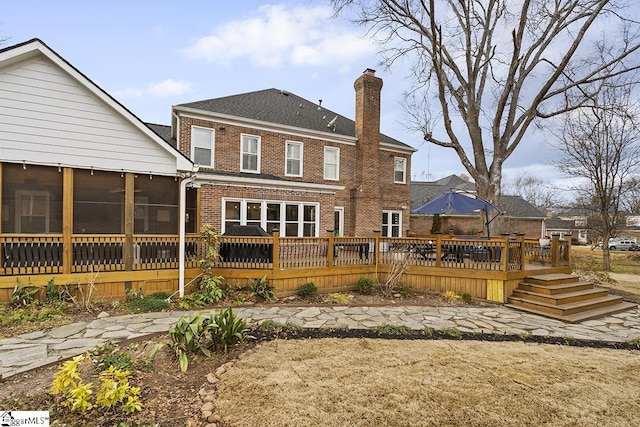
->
382, 210, 403, 237
221, 198, 319, 237
190, 125, 215, 168
240, 133, 261, 173
334, 206, 344, 237
394, 157, 407, 184
323, 146, 340, 181
285, 141, 304, 177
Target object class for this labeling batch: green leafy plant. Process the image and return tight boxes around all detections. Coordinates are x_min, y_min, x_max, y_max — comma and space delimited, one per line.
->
208, 308, 248, 352
89, 342, 132, 371
127, 292, 171, 313
461, 293, 473, 304
51, 354, 142, 415
51, 354, 94, 413
169, 313, 210, 372
441, 327, 461, 338
10, 279, 39, 307
421, 326, 435, 337
257, 319, 279, 332
196, 275, 224, 304
375, 324, 413, 335
250, 276, 275, 301
628, 337, 640, 347
283, 321, 304, 333
95, 366, 142, 414
357, 276, 375, 294
45, 278, 72, 303
298, 282, 318, 298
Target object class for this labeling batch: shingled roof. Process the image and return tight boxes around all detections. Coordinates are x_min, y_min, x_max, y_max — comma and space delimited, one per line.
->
411, 175, 545, 219
176, 88, 413, 151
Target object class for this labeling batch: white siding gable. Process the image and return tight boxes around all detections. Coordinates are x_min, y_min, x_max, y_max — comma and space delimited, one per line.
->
0, 41, 191, 175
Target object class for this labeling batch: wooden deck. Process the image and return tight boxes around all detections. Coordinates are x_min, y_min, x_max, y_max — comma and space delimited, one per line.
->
0, 232, 572, 304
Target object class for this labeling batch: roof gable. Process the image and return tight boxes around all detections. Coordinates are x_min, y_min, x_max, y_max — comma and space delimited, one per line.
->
0, 39, 193, 174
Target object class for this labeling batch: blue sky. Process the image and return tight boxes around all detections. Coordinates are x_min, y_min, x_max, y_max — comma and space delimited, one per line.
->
1, 1, 564, 187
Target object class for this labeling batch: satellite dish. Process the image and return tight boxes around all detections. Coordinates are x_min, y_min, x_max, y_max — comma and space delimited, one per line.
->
327, 115, 337, 128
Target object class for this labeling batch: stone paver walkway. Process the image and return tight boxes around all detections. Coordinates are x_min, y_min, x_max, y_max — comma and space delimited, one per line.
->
2, 305, 640, 379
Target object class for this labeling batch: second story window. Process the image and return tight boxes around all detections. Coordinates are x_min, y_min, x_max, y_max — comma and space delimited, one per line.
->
394, 157, 407, 183
191, 126, 214, 167
324, 146, 339, 181
241, 134, 261, 173
285, 141, 303, 177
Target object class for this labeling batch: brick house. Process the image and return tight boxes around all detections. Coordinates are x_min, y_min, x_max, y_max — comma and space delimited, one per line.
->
410, 175, 546, 238
166, 69, 416, 238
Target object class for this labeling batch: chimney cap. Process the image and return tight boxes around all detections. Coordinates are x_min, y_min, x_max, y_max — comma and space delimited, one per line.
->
364, 68, 376, 75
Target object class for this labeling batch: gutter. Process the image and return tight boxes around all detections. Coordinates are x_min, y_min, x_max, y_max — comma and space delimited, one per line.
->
178, 165, 199, 297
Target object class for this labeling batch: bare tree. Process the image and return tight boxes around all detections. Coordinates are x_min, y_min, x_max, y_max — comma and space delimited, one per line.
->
552, 77, 640, 270
332, 0, 640, 205
621, 176, 640, 213
502, 173, 562, 215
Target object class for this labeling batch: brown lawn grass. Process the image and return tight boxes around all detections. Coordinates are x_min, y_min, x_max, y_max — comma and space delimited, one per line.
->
215, 339, 640, 427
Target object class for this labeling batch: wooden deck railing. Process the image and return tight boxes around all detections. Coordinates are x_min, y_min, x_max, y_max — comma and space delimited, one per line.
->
1, 234, 201, 275
0, 231, 570, 277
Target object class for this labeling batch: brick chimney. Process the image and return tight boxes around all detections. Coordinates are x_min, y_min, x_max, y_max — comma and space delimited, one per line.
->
352, 68, 383, 236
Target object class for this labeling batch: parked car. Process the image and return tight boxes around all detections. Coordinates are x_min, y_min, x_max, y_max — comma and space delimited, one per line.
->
629, 243, 640, 251
608, 239, 638, 251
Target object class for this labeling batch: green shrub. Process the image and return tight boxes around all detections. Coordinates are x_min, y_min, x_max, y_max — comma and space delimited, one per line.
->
127, 293, 171, 313
10, 280, 39, 307
195, 275, 224, 304
357, 277, 375, 294
461, 293, 473, 304
51, 354, 142, 414
208, 308, 248, 352
169, 313, 210, 372
298, 282, 318, 298
396, 285, 411, 297
250, 276, 275, 301
89, 342, 132, 371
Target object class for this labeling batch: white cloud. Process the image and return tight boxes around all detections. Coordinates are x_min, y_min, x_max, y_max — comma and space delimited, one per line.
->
183, 4, 376, 68
147, 79, 192, 97
114, 79, 192, 99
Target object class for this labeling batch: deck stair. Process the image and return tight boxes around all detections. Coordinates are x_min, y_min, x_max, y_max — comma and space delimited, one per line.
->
506, 273, 636, 323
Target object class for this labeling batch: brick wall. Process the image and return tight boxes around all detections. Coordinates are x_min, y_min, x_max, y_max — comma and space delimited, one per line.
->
176, 69, 411, 237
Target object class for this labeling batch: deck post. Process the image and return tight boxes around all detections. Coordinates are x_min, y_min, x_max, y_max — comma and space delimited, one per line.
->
551, 233, 561, 267
62, 168, 73, 274
373, 230, 381, 268
272, 230, 280, 271
435, 234, 442, 268
500, 234, 509, 271
124, 173, 135, 272
327, 230, 334, 268
516, 233, 526, 270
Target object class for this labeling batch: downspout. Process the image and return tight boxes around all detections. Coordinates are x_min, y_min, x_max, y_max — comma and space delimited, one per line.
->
179, 165, 199, 297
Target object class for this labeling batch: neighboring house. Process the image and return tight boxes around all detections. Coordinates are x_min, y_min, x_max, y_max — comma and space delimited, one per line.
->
545, 218, 587, 244
167, 69, 415, 238
410, 175, 546, 238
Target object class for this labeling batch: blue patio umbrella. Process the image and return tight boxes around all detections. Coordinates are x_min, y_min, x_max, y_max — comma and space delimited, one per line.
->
412, 191, 501, 238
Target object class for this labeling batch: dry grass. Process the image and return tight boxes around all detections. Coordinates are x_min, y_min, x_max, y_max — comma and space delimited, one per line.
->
215, 339, 640, 427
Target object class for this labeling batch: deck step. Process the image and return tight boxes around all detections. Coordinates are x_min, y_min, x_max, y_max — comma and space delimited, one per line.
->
511, 287, 609, 305
508, 294, 624, 316
518, 281, 594, 295
505, 301, 637, 323
507, 273, 636, 322
524, 273, 580, 286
